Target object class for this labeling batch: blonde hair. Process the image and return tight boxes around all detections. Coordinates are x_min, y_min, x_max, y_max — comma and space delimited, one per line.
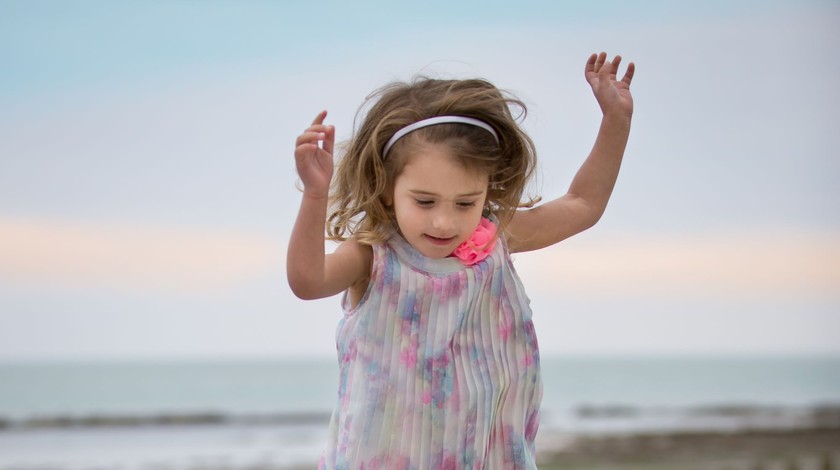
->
327, 76, 539, 244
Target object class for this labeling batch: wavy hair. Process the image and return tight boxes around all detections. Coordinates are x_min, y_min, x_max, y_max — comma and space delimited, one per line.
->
327, 76, 539, 244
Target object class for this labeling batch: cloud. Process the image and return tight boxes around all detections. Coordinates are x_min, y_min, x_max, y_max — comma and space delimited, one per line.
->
0, 217, 283, 293
514, 230, 840, 299
4, 214, 835, 302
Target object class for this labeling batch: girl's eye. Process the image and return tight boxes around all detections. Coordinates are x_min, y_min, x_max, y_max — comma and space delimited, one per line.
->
415, 199, 434, 206
457, 201, 476, 208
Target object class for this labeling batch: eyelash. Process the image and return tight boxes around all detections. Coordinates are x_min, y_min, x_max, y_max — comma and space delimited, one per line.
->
415, 199, 476, 208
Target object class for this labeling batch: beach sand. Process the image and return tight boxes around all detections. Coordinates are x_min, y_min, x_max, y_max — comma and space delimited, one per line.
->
535, 428, 840, 470
280, 428, 840, 470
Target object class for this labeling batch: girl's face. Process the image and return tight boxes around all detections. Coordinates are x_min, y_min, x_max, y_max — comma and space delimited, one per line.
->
390, 142, 489, 259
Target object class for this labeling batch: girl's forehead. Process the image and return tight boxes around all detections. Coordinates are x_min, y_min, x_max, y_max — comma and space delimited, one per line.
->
395, 144, 489, 195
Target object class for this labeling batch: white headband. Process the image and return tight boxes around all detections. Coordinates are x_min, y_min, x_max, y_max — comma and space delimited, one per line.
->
382, 115, 499, 156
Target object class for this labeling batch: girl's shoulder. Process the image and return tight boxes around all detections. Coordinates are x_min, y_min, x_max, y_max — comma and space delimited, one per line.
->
336, 236, 375, 268
339, 237, 374, 309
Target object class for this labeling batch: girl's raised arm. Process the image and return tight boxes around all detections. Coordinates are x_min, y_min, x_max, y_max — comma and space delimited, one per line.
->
287, 111, 370, 300
507, 52, 635, 253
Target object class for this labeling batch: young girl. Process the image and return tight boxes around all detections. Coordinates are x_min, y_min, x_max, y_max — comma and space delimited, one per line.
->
288, 52, 635, 469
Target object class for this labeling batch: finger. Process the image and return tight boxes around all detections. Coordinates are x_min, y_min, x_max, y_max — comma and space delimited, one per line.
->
304, 124, 331, 134
598, 57, 612, 78
585, 53, 597, 73
621, 62, 635, 86
296, 131, 327, 147
322, 125, 335, 155
594, 52, 607, 72
311, 110, 327, 126
295, 143, 320, 157
611, 55, 622, 75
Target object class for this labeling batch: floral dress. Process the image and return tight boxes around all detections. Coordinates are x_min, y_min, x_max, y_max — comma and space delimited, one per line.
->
319, 229, 542, 469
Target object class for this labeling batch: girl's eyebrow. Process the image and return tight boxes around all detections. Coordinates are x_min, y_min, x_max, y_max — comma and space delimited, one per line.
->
409, 189, 485, 198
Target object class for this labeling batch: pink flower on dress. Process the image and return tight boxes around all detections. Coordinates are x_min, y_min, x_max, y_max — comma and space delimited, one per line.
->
450, 217, 497, 266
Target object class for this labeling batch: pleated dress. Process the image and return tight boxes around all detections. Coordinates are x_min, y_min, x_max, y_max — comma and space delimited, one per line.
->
319, 230, 543, 470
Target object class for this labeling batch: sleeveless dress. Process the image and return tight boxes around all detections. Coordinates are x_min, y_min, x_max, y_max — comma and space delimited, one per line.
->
319, 231, 543, 470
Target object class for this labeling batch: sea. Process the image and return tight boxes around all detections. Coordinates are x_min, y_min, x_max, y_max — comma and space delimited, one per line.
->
1, 355, 838, 469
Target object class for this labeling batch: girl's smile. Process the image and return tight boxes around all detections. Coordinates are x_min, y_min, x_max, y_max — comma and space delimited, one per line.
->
424, 234, 456, 245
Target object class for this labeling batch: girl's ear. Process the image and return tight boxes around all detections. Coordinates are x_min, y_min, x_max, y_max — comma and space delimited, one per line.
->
381, 192, 393, 207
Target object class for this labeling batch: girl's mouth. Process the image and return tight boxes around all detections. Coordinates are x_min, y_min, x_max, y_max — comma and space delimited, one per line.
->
424, 234, 456, 246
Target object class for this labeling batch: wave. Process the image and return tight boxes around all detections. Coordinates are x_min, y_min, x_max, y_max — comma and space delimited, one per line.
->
573, 403, 840, 419
0, 410, 333, 430
3, 404, 839, 433
543, 403, 840, 435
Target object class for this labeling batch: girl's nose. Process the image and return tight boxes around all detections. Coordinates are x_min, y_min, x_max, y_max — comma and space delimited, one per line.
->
432, 211, 455, 232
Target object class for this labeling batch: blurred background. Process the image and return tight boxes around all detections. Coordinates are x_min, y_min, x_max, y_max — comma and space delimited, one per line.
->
1, 1, 838, 469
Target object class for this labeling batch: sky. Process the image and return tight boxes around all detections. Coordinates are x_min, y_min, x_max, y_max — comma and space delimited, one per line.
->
0, 1, 838, 361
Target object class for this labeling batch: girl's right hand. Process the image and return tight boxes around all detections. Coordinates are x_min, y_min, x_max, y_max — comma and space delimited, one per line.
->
294, 110, 335, 198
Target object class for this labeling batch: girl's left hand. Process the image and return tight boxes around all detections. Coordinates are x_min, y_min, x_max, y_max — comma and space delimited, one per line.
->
585, 52, 635, 119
